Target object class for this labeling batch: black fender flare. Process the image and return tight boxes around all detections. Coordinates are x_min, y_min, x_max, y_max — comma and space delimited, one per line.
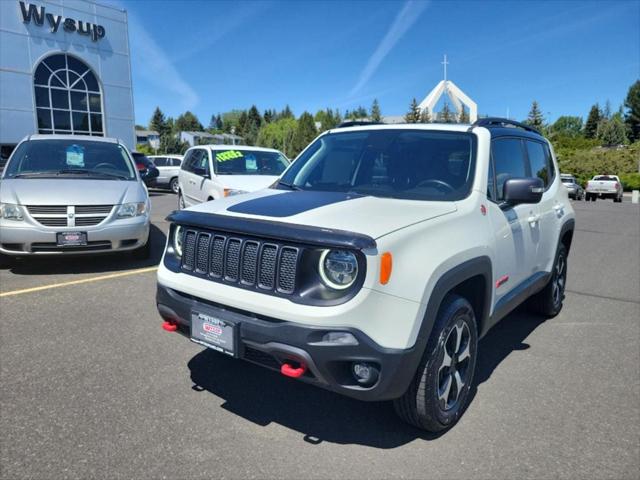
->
415, 256, 493, 349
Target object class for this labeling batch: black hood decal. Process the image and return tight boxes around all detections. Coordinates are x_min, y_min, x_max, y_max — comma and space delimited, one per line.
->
227, 191, 362, 217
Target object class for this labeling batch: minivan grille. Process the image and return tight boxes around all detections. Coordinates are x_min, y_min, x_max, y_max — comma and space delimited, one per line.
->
25, 205, 113, 227
180, 228, 300, 295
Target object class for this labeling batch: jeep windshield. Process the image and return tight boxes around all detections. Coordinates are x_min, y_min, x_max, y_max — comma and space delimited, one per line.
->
3, 139, 136, 180
214, 149, 289, 176
279, 129, 476, 201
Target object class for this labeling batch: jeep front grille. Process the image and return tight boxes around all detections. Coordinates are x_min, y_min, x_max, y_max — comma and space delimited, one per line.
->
180, 228, 300, 295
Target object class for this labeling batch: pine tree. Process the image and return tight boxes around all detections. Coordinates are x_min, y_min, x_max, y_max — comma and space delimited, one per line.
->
458, 105, 469, 123
404, 98, 420, 123
526, 101, 545, 130
208, 114, 218, 131
441, 102, 453, 123
149, 107, 169, 136
597, 114, 628, 147
278, 105, 294, 120
370, 99, 381, 122
584, 104, 601, 139
419, 108, 431, 123
292, 112, 318, 156
174, 111, 203, 132
624, 80, 640, 142
603, 100, 612, 119
263, 109, 274, 124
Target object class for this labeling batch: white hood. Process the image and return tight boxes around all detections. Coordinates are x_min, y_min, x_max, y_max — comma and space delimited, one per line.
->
186, 189, 457, 239
216, 174, 279, 192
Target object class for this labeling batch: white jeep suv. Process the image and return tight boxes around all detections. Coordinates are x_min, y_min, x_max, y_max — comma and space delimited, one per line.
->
156, 119, 575, 432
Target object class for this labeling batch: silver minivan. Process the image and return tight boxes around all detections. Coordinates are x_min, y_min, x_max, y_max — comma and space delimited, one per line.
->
0, 135, 150, 267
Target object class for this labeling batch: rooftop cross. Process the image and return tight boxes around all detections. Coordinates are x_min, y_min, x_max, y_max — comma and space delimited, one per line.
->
441, 54, 449, 82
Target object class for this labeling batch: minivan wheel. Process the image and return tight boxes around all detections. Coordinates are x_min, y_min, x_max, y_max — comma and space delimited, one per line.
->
528, 243, 568, 317
178, 191, 185, 210
394, 294, 478, 432
170, 178, 179, 194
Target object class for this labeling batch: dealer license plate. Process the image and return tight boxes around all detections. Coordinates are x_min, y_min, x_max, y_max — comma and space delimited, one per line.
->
56, 231, 87, 246
190, 309, 237, 357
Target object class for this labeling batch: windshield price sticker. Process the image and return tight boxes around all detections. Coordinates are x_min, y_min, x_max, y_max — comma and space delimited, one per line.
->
216, 150, 243, 162
66, 144, 85, 167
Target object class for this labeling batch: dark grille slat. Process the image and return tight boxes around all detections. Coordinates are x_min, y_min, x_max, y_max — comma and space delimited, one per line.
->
26, 205, 67, 215
278, 247, 298, 293
180, 228, 300, 296
225, 239, 241, 281
75, 205, 113, 214
75, 216, 107, 226
241, 241, 259, 285
35, 218, 68, 227
182, 230, 197, 270
259, 244, 278, 289
195, 234, 211, 273
210, 236, 225, 277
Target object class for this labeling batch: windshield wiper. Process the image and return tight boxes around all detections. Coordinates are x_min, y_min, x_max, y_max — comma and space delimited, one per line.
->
57, 169, 127, 179
11, 171, 61, 178
277, 180, 302, 191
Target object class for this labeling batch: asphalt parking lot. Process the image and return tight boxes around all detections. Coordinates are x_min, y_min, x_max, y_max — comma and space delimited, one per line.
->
1, 193, 638, 480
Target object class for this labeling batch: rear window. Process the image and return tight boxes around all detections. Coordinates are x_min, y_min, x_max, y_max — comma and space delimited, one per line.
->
214, 149, 289, 176
561, 177, 574, 184
4, 139, 135, 180
593, 176, 617, 181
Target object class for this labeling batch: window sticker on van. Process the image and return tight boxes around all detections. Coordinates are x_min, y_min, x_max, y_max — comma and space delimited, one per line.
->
66, 144, 85, 167
216, 150, 243, 162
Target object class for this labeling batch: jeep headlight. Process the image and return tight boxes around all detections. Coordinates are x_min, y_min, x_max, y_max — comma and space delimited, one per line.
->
117, 202, 146, 218
173, 225, 183, 257
0, 203, 24, 221
319, 250, 358, 290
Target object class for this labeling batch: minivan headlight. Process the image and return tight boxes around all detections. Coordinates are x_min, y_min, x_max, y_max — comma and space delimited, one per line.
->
173, 225, 183, 257
319, 249, 358, 290
0, 203, 24, 221
117, 202, 146, 218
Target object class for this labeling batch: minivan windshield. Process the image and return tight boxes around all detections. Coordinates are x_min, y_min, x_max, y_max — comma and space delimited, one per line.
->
4, 139, 136, 180
279, 129, 476, 201
214, 149, 289, 176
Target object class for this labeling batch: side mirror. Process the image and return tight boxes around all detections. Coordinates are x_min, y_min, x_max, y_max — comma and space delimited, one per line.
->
503, 177, 544, 207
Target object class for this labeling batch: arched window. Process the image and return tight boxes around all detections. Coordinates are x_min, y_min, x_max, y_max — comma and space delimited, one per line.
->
33, 53, 104, 136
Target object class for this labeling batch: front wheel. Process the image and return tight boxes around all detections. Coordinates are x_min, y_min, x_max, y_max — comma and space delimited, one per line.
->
178, 191, 186, 210
394, 294, 478, 432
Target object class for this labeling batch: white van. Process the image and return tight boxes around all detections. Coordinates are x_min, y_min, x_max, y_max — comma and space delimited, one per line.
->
177, 145, 289, 208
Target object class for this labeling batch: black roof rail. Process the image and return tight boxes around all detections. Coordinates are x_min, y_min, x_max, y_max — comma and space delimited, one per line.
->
472, 117, 540, 134
337, 120, 383, 128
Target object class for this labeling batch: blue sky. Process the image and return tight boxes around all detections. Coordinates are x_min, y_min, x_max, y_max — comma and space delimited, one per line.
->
111, 0, 639, 126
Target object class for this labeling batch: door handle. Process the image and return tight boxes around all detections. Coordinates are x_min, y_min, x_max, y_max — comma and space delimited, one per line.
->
527, 214, 541, 225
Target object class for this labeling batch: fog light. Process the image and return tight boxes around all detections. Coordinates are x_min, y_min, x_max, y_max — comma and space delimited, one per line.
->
352, 362, 379, 386
321, 332, 358, 345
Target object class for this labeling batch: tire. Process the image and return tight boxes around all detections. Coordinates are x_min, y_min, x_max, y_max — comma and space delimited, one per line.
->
528, 243, 568, 317
131, 236, 151, 260
170, 177, 179, 194
394, 294, 478, 432
178, 191, 186, 210
591, 195, 596, 202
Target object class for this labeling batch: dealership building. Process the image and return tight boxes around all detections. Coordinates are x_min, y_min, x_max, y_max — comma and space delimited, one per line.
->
0, 0, 135, 158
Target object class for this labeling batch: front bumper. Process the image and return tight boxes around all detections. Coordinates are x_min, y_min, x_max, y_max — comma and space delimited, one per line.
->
156, 284, 422, 401
0, 216, 150, 255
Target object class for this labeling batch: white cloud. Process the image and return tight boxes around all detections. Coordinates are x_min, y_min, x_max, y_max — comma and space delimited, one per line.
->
127, 13, 199, 110
349, 1, 429, 97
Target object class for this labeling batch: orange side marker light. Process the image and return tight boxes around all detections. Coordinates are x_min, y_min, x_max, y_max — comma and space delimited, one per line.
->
380, 252, 393, 285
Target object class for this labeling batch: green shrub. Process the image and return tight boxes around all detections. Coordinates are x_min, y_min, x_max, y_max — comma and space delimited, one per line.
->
620, 173, 640, 191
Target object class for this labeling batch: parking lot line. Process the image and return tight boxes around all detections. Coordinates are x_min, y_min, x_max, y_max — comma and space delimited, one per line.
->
0, 266, 158, 298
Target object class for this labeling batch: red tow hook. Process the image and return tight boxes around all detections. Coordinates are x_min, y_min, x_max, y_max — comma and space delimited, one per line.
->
162, 321, 178, 332
281, 361, 307, 378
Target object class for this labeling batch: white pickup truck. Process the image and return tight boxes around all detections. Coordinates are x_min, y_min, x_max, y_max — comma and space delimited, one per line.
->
585, 175, 623, 202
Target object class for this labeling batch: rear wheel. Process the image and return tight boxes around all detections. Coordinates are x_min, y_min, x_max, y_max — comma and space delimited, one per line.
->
170, 177, 179, 194
394, 294, 478, 432
528, 243, 567, 317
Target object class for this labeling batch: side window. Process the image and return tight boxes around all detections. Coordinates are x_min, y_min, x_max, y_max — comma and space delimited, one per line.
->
173, 158, 182, 167
181, 150, 195, 172
198, 150, 211, 176
526, 141, 551, 187
543, 143, 556, 186
491, 138, 527, 201
153, 157, 166, 167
